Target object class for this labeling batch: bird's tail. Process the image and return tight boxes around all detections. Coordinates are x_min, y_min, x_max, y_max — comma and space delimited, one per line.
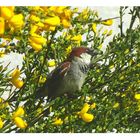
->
35, 85, 48, 99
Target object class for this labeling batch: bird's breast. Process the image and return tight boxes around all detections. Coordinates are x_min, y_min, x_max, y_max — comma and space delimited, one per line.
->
63, 64, 87, 93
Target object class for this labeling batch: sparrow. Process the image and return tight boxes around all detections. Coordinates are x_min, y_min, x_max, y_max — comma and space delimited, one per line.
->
35, 46, 100, 100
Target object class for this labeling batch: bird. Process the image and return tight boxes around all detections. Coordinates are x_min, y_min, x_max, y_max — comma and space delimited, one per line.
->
35, 46, 100, 100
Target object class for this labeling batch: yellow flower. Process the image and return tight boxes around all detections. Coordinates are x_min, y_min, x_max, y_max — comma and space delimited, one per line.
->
9, 14, 24, 29
7, 6, 15, 12
55, 6, 67, 14
81, 113, 94, 123
101, 19, 113, 26
11, 68, 24, 88
0, 7, 14, 20
49, 26, 56, 31
44, 24, 56, 31
12, 107, 25, 119
0, 17, 5, 35
80, 103, 90, 114
92, 23, 97, 34
11, 68, 20, 79
29, 40, 42, 52
0, 118, 4, 129
53, 118, 63, 126
63, 9, 72, 19
14, 117, 27, 129
90, 103, 96, 109
36, 22, 44, 28
30, 6, 40, 11
71, 34, 82, 42
81, 8, 89, 20
61, 19, 71, 28
48, 60, 56, 67
29, 33, 46, 45
65, 45, 72, 55
0, 50, 5, 57
30, 25, 38, 34
11, 79, 24, 89
44, 16, 60, 26
48, 6, 57, 14
134, 94, 140, 100
29, 14, 40, 22
40, 6, 48, 12
113, 103, 120, 108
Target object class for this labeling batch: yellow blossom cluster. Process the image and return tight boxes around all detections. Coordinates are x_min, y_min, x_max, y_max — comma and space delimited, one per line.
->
29, 33, 47, 52
92, 19, 113, 35
63, 33, 83, 46
0, 6, 24, 35
29, 6, 73, 31
28, 6, 73, 52
12, 107, 27, 129
79, 8, 90, 20
41, 6, 72, 29
11, 68, 24, 88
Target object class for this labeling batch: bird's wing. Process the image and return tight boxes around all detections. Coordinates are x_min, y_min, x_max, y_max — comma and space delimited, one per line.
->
51, 61, 71, 78
41, 61, 71, 99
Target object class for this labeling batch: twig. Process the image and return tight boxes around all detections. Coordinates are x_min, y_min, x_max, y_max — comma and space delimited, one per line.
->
129, 7, 138, 30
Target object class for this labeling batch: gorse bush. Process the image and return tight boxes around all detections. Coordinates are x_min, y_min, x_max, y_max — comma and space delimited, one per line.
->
0, 6, 140, 133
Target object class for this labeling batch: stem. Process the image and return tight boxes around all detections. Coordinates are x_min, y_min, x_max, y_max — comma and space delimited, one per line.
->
129, 7, 137, 30
119, 7, 124, 37
34, 30, 57, 94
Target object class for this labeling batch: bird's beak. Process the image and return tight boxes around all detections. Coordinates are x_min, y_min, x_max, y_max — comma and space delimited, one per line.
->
88, 48, 103, 56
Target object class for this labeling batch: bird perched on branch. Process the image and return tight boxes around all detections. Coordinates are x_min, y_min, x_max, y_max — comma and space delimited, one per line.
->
36, 46, 101, 100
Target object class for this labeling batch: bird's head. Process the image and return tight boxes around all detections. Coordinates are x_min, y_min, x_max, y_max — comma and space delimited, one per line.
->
68, 47, 101, 65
